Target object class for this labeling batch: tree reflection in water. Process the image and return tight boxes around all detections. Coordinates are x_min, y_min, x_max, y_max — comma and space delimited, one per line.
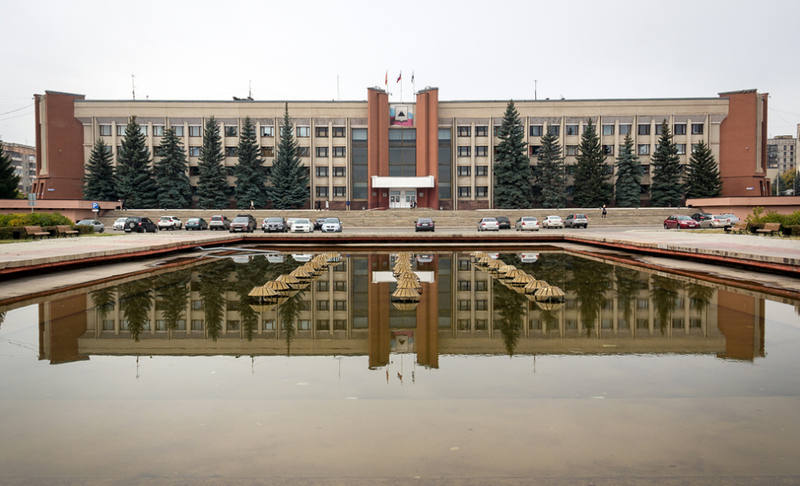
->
279, 288, 306, 355
118, 279, 153, 342
572, 259, 611, 337
90, 287, 116, 325
650, 275, 684, 335
198, 260, 232, 341
153, 269, 191, 332
615, 267, 643, 332
492, 278, 525, 356
233, 256, 272, 341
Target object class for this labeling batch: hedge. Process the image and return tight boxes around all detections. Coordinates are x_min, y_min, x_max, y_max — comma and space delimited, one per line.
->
0, 212, 74, 228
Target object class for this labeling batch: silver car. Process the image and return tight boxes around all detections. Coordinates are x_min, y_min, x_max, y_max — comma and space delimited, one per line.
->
699, 215, 731, 229
77, 219, 105, 233
321, 217, 342, 233
112, 217, 128, 231
515, 217, 540, 231
290, 219, 313, 233
542, 216, 564, 229
477, 217, 500, 231
564, 214, 588, 228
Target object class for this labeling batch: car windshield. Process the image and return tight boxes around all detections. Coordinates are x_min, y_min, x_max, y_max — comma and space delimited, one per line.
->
77, 221, 91, 225
211, 216, 222, 221
576, 214, 586, 218
187, 218, 200, 223
160, 217, 170, 221
115, 218, 126, 222
482, 218, 497, 222
295, 219, 310, 224
233, 217, 249, 223
324, 218, 339, 223
418, 219, 432, 223
267, 218, 283, 223
677, 216, 692, 220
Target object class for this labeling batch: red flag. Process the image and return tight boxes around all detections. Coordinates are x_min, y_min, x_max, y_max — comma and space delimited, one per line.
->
396, 71, 402, 83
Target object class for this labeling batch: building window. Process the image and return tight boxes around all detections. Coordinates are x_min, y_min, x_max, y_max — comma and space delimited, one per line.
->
619, 124, 631, 135
566, 145, 578, 156
334, 300, 346, 311
189, 146, 201, 157
603, 165, 614, 175
190, 166, 200, 176
475, 146, 488, 157
317, 300, 329, 311
476, 186, 488, 197
298, 147, 310, 157
458, 126, 471, 137
475, 280, 488, 291
457, 281, 471, 291
153, 125, 165, 137
225, 147, 237, 157
316, 167, 328, 177
332, 127, 346, 138
332, 319, 345, 330
261, 146, 274, 157
173, 126, 184, 137
641, 164, 650, 174
333, 186, 346, 197
493, 126, 500, 137
298, 320, 311, 330
333, 147, 346, 157
297, 127, 310, 138
602, 145, 614, 155
317, 281, 329, 291
638, 145, 650, 155
475, 300, 488, 311
548, 125, 560, 136
191, 320, 204, 331
638, 124, 650, 136
334, 281, 347, 291
458, 300, 471, 311
189, 126, 201, 137
676, 144, 686, 155
316, 127, 328, 137
458, 186, 471, 198
566, 125, 579, 136
529, 125, 543, 137
225, 126, 238, 137
117, 125, 126, 136
99, 125, 112, 136
316, 319, 330, 331
475, 166, 488, 177
674, 124, 686, 135
316, 187, 328, 197
227, 320, 240, 331
475, 126, 488, 137
333, 166, 346, 177
316, 147, 329, 157
261, 126, 274, 137
475, 319, 487, 330
457, 166, 471, 177
691, 123, 704, 135
529, 146, 541, 156
602, 125, 614, 136
457, 146, 471, 157
457, 319, 471, 331
457, 259, 470, 271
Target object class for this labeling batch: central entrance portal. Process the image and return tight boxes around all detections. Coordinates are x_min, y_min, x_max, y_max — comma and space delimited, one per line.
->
390, 190, 417, 209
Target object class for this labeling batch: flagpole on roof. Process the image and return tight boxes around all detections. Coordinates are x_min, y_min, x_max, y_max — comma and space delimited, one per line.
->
411, 70, 415, 99
398, 70, 403, 103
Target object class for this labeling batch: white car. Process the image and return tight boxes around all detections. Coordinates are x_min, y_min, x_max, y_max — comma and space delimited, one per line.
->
112, 217, 128, 231
477, 217, 500, 231
721, 213, 741, 225
699, 215, 731, 229
286, 218, 300, 229
542, 216, 564, 229
321, 217, 342, 233
157, 216, 182, 230
515, 217, 540, 231
290, 219, 313, 233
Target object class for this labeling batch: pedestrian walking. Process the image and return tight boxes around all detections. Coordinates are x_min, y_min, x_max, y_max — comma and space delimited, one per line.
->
602, 205, 607, 218
250, 200, 255, 210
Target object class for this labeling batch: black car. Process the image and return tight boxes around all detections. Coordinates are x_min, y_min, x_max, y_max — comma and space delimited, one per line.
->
185, 218, 208, 230
415, 218, 435, 232
263, 217, 288, 233
314, 218, 327, 230
496, 216, 511, 229
230, 214, 257, 233
124, 217, 158, 233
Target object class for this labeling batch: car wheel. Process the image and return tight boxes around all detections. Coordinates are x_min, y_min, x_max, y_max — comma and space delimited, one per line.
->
664, 224, 669, 229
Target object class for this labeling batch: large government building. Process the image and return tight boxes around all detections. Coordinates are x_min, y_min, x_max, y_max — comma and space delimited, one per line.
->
33, 87, 770, 209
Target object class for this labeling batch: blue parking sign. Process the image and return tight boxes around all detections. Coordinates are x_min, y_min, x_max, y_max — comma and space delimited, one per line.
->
92, 202, 99, 209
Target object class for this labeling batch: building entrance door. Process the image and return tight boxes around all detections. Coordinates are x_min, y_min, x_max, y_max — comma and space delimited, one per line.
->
389, 191, 401, 209
405, 191, 416, 208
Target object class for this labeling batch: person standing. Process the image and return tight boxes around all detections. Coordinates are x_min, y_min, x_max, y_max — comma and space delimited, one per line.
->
250, 200, 255, 211
602, 205, 607, 218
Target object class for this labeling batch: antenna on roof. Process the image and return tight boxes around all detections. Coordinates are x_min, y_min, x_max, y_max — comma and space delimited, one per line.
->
248, 80, 253, 101
131, 75, 136, 101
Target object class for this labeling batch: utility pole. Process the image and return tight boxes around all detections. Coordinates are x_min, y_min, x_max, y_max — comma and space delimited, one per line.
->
132, 75, 136, 101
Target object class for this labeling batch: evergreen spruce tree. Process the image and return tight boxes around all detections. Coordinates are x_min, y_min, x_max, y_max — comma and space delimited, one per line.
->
267, 104, 310, 209
536, 127, 566, 208
614, 134, 643, 207
116, 117, 157, 208
154, 128, 193, 209
196, 116, 230, 209
83, 139, 117, 201
683, 139, 722, 199
233, 117, 268, 209
650, 120, 683, 207
572, 118, 612, 208
493, 100, 533, 209
0, 140, 22, 199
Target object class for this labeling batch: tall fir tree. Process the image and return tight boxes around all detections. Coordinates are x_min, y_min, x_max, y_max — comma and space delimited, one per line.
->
154, 128, 193, 208
233, 117, 268, 209
267, 104, 309, 209
196, 116, 230, 209
572, 118, 612, 208
0, 140, 22, 199
650, 120, 683, 207
116, 117, 157, 208
683, 139, 722, 199
536, 127, 566, 208
614, 134, 643, 207
493, 100, 532, 209
83, 139, 117, 201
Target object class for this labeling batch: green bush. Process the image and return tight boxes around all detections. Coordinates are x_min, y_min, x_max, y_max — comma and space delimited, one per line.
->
747, 223, 764, 234
0, 227, 15, 240
745, 207, 800, 231
0, 212, 74, 228
77, 225, 94, 235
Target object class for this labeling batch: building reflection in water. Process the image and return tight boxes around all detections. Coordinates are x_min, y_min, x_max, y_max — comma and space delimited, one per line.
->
32, 251, 771, 367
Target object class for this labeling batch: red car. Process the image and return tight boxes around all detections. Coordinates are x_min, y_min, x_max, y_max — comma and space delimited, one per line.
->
663, 215, 699, 229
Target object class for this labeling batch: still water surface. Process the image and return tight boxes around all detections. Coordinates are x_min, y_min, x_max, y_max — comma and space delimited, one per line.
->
1, 250, 799, 484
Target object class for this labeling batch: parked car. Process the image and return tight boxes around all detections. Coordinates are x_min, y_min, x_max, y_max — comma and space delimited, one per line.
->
263, 217, 288, 233
124, 216, 158, 233
321, 217, 343, 233
496, 216, 511, 230
157, 216, 182, 230
691, 213, 713, 224
230, 214, 257, 233
184, 218, 208, 230
290, 218, 313, 233
721, 213, 741, 225
76, 219, 105, 233
515, 217, 540, 231
415, 218, 435, 232
286, 218, 300, 229
209, 215, 231, 231
314, 218, 327, 230
564, 214, 589, 228
112, 217, 128, 231
698, 214, 731, 229
664, 215, 699, 229
477, 217, 500, 231
541, 216, 564, 228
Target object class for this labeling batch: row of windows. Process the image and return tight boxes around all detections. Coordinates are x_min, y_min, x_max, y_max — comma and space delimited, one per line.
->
182, 146, 348, 158
315, 187, 347, 197
457, 187, 489, 198
529, 143, 696, 157
315, 280, 347, 291
315, 167, 347, 177
100, 124, 355, 139
457, 280, 489, 291
456, 146, 489, 157
456, 166, 489, 177
526, 123, 704, 137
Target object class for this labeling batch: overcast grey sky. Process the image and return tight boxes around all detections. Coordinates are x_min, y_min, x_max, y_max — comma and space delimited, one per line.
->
3, 0, 800, 146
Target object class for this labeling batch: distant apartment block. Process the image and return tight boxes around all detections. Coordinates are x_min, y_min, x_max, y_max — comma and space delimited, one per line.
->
3, 141, 36, 195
